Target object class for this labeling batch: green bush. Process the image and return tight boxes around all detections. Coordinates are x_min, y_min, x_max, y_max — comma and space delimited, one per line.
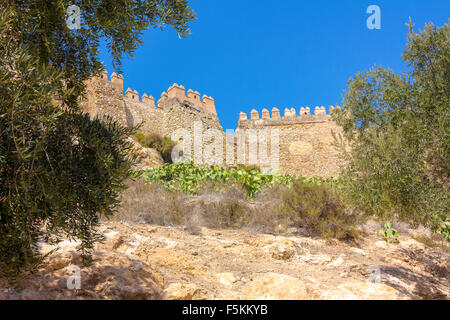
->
124, 168, 360, 238
138, 162, 293, 199
333, 22, 449, 237
0, 16, 136, 278
379, 221, 399, 243
0, 0, 195, 278
437, 220, 450, 242
281, 180, 360, 240
133, 133, 177, 163
133, 132, 150, 147
236, 164, 262, 173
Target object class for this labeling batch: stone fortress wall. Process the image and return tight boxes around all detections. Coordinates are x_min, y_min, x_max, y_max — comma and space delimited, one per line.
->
237, 107, 344, 177
82, 70, 222, 137
81, 71, 344, 178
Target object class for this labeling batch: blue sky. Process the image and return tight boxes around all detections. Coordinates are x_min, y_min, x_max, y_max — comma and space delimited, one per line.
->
99, 0, 449, 130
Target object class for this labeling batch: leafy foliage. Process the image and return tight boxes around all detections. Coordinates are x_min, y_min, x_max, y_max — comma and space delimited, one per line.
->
117, 177, 356, 239
379, 221, 399, 243
0, 34, 137, 277
1, 0, 196, 108
333, 21, 449, 237
133, 132, 177, 163
115, 179, 284, 233
0, 0, 195, 277
132, 165, 361, 239
138, 162, 293, 199
437, 220, 450, 242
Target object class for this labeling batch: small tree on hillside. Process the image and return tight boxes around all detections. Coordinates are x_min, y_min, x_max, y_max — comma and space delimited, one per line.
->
0, 1, 196, 277
333, 21, 449, 235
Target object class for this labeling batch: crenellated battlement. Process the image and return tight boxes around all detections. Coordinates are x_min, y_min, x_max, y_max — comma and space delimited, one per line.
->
92, 70, 216, 114
238, 106, 340, 128
96, 69, 125, 92
165, 83, 216, 114
84, 70, 344, 178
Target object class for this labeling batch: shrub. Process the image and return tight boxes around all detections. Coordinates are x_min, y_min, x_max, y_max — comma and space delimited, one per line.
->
133, 133, 177, 163
0, 0, 195, 278
281, 180, 360, 240
236, 164, 262, 173
114, 179, 250, 229
113, 180, 185, 226
148, 135, 178, 164
0, 16, 136, 277
379, 221, 399, 243
138, 162, 293, 199
116, 177, 360, 239
189, 184, 250, 229
133, 132, 150, 147
115, 178, 288, 233
333, 22, 449, 236
248, 184, 291, 233
437, 220, 450, 242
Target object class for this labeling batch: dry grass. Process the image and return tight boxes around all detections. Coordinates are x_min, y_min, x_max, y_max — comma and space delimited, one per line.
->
246, 184, 290, 233
113, 179, 287, 233
184, 181, 250, 229
111, 179, 186, 226
112, 178, 362, 240
281, 180, 361, 240
413, 235, 450, 253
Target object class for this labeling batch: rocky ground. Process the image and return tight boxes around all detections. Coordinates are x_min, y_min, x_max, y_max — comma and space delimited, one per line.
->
0, 219, 448, 300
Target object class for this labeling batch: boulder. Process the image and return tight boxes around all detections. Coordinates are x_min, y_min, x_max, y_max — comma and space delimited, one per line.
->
242, 273, 307, 300
217, 273, 237, 288
163, 283, 205, 300
265, 239, 297, 261
322, 282, 401, 300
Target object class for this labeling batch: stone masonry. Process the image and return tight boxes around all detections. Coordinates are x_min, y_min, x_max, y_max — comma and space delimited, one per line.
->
237, 107, 344, 177
81, 70, 345, 178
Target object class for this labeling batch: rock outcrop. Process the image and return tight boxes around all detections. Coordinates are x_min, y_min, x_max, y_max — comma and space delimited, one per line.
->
1, 221, 448, 300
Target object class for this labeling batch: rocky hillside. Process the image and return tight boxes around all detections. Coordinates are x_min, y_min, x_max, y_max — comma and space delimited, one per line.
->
1, 220, 448, 300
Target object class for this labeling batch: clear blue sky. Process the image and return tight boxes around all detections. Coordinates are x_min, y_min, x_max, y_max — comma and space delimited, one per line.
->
99, 0, 449, 130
